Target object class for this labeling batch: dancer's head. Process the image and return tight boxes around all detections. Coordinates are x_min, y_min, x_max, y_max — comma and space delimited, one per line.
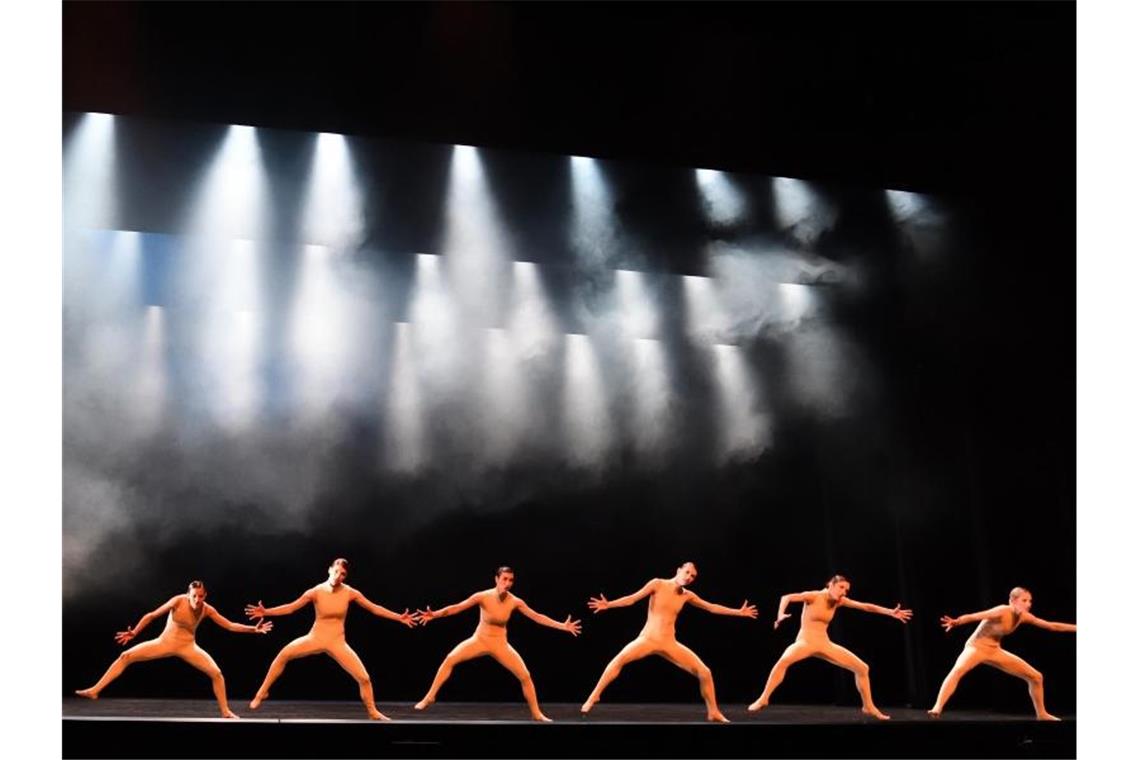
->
1009, 587, 1033, 613
495, 566, 515, 593
328, 558, 349, 587
826, 575, 851, 601
187, 580, 207, 608
674, 561, 698, 586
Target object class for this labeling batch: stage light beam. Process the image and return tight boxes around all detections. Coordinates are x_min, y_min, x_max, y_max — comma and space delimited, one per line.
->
63, 112, 118, 230
301, 132, 365, 248
563, 333, 612, 468
696, 168, 748, 228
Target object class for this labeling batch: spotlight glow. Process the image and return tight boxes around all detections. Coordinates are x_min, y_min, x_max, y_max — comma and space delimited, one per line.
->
682, 274, 729, 344
205, 309, 261, 431
885, 189, 926, 222
629, 337, 672, 463
563, 333, 612, 467
508, 261, 559, 360
135, 305, 167, 433
711, 343, 769, 463
569, 155, 616, 265
479, 327, 530, 466
615, 269, 660, 339
63, 112, 117, 229
409, 253, 457, 336
182, 124, 268, 240
442, 145, 512, 325
778, 282, 818, 324
198, 239, 263, 429
288, 244, 353, 412
695, 168, 748, 227
772, 177, 836, 246
301, 132, 364, 248
772, 177, 816, 228
385, 322, 426, 473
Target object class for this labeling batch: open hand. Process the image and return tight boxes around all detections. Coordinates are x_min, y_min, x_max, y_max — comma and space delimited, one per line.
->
563, 615, 582, 636
891, 604, 914, 623
114, 626, 135, 646
414, 607, 437, 626
940, 615, 958, 632
254, 619, 273, 634
245, 601, 267, 620
587, 594, 609, 613
397, 608, 417, 629
739, 600, 758, 619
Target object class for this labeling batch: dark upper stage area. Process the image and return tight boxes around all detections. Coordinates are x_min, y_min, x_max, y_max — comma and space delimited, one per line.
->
63, 2, 1073, 197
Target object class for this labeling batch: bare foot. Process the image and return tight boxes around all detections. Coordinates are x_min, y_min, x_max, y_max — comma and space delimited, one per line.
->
580, 699, 597, 715
368, 709, 390, 721
708, 712, 730, 723
413, 698, 434, 711
747, 698, 767, 713
533, 713, 553, 722
927, 709, 942, 719
862, 706, 891, 721
222, 710, 240, 720
74, 689, 99, 700
1037, 713, 1061, 721
249, 692, 267, 710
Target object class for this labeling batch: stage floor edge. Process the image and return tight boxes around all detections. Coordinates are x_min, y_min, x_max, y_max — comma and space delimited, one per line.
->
63, 699, 1076, 759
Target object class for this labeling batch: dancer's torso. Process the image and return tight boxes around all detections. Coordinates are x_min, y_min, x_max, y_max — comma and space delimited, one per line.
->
309, 583, 353, 639
476, 590, 516, 640
967, 606, 1020, 648
797, 592, 839, 643
640, 579, 688, 641
161, 596, 204, 642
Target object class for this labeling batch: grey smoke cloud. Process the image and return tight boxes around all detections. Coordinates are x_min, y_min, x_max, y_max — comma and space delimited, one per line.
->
62, 122, 907, 599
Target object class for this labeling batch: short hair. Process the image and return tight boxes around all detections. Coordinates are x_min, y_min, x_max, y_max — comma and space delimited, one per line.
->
827, 574, 850, 586
1009, 586, 1031, 601
188, 580, 205, 591
680, 561, 698, 573
331, 558, 349, 571
496, 566, 514, 578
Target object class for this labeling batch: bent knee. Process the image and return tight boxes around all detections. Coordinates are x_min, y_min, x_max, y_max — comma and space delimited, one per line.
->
1027, 670, 1043, 685
695, 665, 712, 680
518, 671, 533, 685
853, 662, 870, 677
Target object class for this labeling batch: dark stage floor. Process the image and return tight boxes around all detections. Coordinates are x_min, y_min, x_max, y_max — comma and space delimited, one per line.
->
62, 699, 1076, 758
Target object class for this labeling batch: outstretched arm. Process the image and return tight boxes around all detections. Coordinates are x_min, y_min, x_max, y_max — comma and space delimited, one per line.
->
352, 589, 416, 628
516, 599, 581, 636
1023, 612, 1076, 633
773, 591, 815, 629
940, 605, 1007, 632
245, 589, 313, 619
687, 593, 758, 619
415, 593, 481, 625
207, 604, 273, 634
841, 597, 913, 623
588, 580, 656, 613
115, 596, 179, 645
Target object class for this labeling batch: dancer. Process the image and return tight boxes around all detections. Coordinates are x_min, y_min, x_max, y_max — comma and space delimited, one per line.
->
580, 561, 757, 723
245, 558, 416, 720
748, 575, 911, 720
929, 586, 1075, 721
413, 566, 581, 722
75, 580, 272, 718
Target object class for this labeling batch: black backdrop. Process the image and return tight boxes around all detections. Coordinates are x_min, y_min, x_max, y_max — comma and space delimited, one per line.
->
62, 1, 1075, 715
